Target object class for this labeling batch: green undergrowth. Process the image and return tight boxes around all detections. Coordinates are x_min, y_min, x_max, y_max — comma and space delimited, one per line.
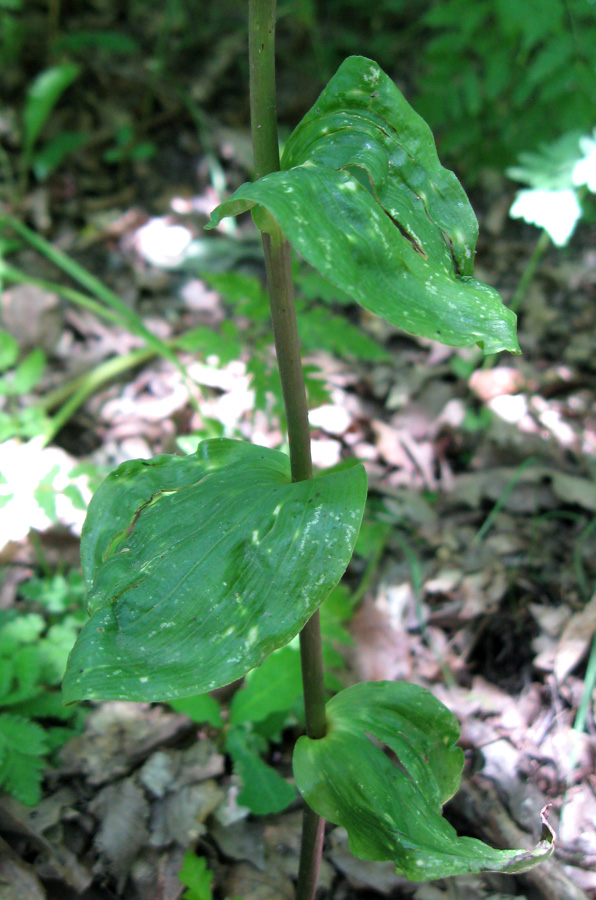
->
0, 569, 87, 805
199, 266, 389, 423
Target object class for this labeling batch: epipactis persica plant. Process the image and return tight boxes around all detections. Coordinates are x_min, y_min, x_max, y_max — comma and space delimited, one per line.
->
63, 3, 553, 895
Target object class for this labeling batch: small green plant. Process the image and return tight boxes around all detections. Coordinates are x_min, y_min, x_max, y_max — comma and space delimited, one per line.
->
63, 2, 552, 894
0, 569, 86, 805
0, 327, 50, 440
18, 62, 82, 191
178, 851, 214, 900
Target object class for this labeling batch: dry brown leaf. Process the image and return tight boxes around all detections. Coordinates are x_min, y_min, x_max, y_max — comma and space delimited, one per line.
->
223, 862, 295, 900
0, 837, 46, 900
149, 780, 224, 847
91, 778, 150, 882
59, 702, 191, 785
554, 594, 596, 682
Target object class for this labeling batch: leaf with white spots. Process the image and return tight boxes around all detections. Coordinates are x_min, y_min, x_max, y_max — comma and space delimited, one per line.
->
293, 681, 554, 880
62, 439, 366, 703
207, 56, 519, 355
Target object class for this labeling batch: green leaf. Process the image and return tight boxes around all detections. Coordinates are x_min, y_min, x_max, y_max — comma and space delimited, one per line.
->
226, 727, 296, 815
33, 130, 88, 180
297, 305, 388, 362
293, 681, 554, 881
207, 57, 519, 356
10, 347, 46, 393
23, 63, 81, 157
63, 439, 366, 703
54, 30, 140, 56
178, 852, 214, 900
169, 693, 223, 728
229, 644, 303, 726
0, 329, 19, 371
0, 713, 48, 805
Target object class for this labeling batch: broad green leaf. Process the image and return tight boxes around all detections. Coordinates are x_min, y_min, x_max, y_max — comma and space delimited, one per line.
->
229, 644, 303, 726
63, 439, 366, 703
226, 727, 296, 815
293, 681, 554, 881
23, 63, 81, 156
207, 57, 519, 355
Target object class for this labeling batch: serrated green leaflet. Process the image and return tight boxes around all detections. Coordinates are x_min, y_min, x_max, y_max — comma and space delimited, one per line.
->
226, 727, 296, 815
293, 681, 554, 881
63, 439, 366, 703
207, 57, 519, 355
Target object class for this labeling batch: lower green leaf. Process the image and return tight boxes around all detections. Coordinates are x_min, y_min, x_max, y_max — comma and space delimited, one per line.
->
293, 681, 554, 881
63, 439, 367, 703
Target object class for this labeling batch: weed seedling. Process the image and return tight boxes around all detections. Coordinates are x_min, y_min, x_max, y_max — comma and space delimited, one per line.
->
63, 2, 553, 895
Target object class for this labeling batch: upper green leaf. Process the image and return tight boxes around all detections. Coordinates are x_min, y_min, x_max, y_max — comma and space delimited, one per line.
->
207, 57, 519, 355
63, 439, 366, 703
293, 681, 554, 881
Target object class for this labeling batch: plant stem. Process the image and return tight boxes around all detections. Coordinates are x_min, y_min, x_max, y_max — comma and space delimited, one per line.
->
481, 229, 550, 369
508, 228, 550, 315
248, 2, 326, 898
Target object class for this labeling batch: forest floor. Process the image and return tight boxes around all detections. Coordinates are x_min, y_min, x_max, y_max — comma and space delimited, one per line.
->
1, 12, 596, 900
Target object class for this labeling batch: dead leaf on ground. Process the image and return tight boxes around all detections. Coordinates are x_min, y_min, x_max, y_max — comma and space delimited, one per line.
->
0, 836, 47, 900
553, 594, 596, 682
91, 778, 150, 884
223, 861, 295, 900
59, 702, 192, 785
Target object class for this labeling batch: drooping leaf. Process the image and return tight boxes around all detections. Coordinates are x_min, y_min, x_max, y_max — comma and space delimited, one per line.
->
226, 727, 296, 815
293, 681, 554, 881
63, 439, 366, 703
207, 57, 519, 355
23, 63, 81, 156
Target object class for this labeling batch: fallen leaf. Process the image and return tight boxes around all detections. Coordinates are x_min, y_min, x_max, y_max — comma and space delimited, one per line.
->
554, 594, 596, 682
223, 862, 294, 900
91, 778, 150, 882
